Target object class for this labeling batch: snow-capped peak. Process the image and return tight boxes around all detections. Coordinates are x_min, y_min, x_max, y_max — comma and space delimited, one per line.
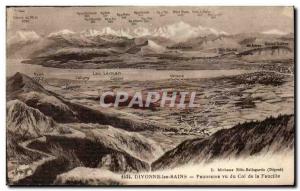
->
100, 27, 133, 38
152, 21, 227, 42
80, 29, 102, 37
133, 27, 151, 37
48, 29, 75, 38
261, 29, 289, 35
8, 30, 40, 44
80, 27, 133, 38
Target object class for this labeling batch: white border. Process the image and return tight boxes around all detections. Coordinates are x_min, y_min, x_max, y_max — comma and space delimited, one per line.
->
0, 0, 297, 6
1, 1, 298, 190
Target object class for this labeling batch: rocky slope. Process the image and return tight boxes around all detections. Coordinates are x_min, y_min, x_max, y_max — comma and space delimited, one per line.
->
152, 114, 294, 170
27, 135, 150, 173
7, 100, 57, 139
7, 72, 52, 100
7, 72, 165, 184
84, 124, 164, 162
7, 72, 168, 131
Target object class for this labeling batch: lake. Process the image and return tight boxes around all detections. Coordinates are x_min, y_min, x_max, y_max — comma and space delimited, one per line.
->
7, 59, 253, 82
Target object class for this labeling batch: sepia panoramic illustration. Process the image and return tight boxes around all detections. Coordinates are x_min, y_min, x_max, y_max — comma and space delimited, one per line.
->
6, 6, 294, 186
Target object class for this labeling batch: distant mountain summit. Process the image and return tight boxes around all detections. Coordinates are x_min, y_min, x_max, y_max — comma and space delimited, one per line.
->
8, 30, 40, 44
47, 29, 76, 38
151, 21, 228, 42
7, 31, 42, 59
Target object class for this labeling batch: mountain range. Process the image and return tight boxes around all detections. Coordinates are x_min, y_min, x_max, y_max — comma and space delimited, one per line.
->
8, 21, 292, 46
7, 21, 294, 70
7, 21, 293, 59
46, 21, 228, 41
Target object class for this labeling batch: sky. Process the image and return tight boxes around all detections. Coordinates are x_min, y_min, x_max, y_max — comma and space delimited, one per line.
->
7, 6, 294, 36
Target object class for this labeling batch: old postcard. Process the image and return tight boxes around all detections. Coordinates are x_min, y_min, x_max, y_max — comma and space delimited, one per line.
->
6, 6, 295, 186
